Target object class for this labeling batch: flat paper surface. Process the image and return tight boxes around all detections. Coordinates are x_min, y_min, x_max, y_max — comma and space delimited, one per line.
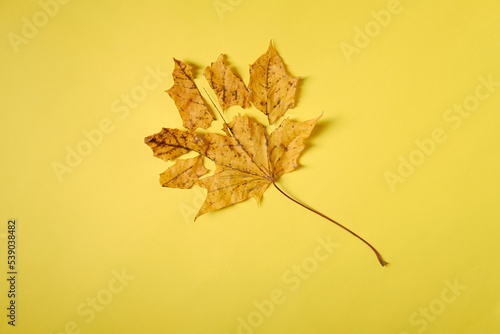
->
1, 0, 499, 333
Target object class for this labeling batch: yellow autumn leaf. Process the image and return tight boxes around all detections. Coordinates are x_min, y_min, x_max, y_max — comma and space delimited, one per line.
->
204, 54, 251, 110
166, 59, 215, 131
248, 41, 300, 124
144, 42, 387, 267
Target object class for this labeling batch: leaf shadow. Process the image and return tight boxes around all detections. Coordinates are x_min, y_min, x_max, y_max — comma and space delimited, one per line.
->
311, 116, 335, 138
294, 116, 338, 173
295, 76, 306, 107
182, 59, 204, 78
221, 53, 247, 81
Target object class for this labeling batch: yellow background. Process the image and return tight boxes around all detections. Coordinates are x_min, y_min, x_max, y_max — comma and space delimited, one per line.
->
1, 0, 500, 333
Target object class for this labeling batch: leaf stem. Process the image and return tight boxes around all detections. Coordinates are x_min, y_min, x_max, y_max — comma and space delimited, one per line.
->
272, 181, 388, 267
203, 87, 234, 136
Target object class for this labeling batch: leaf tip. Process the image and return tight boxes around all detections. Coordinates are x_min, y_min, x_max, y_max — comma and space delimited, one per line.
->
268, 39, 274, 49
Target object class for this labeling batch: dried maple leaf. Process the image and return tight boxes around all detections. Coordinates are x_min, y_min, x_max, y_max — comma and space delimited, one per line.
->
145, 42, 387, 267
166, 59, 215, 131
248, 41, 299, 124
204, 54, 251, 110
